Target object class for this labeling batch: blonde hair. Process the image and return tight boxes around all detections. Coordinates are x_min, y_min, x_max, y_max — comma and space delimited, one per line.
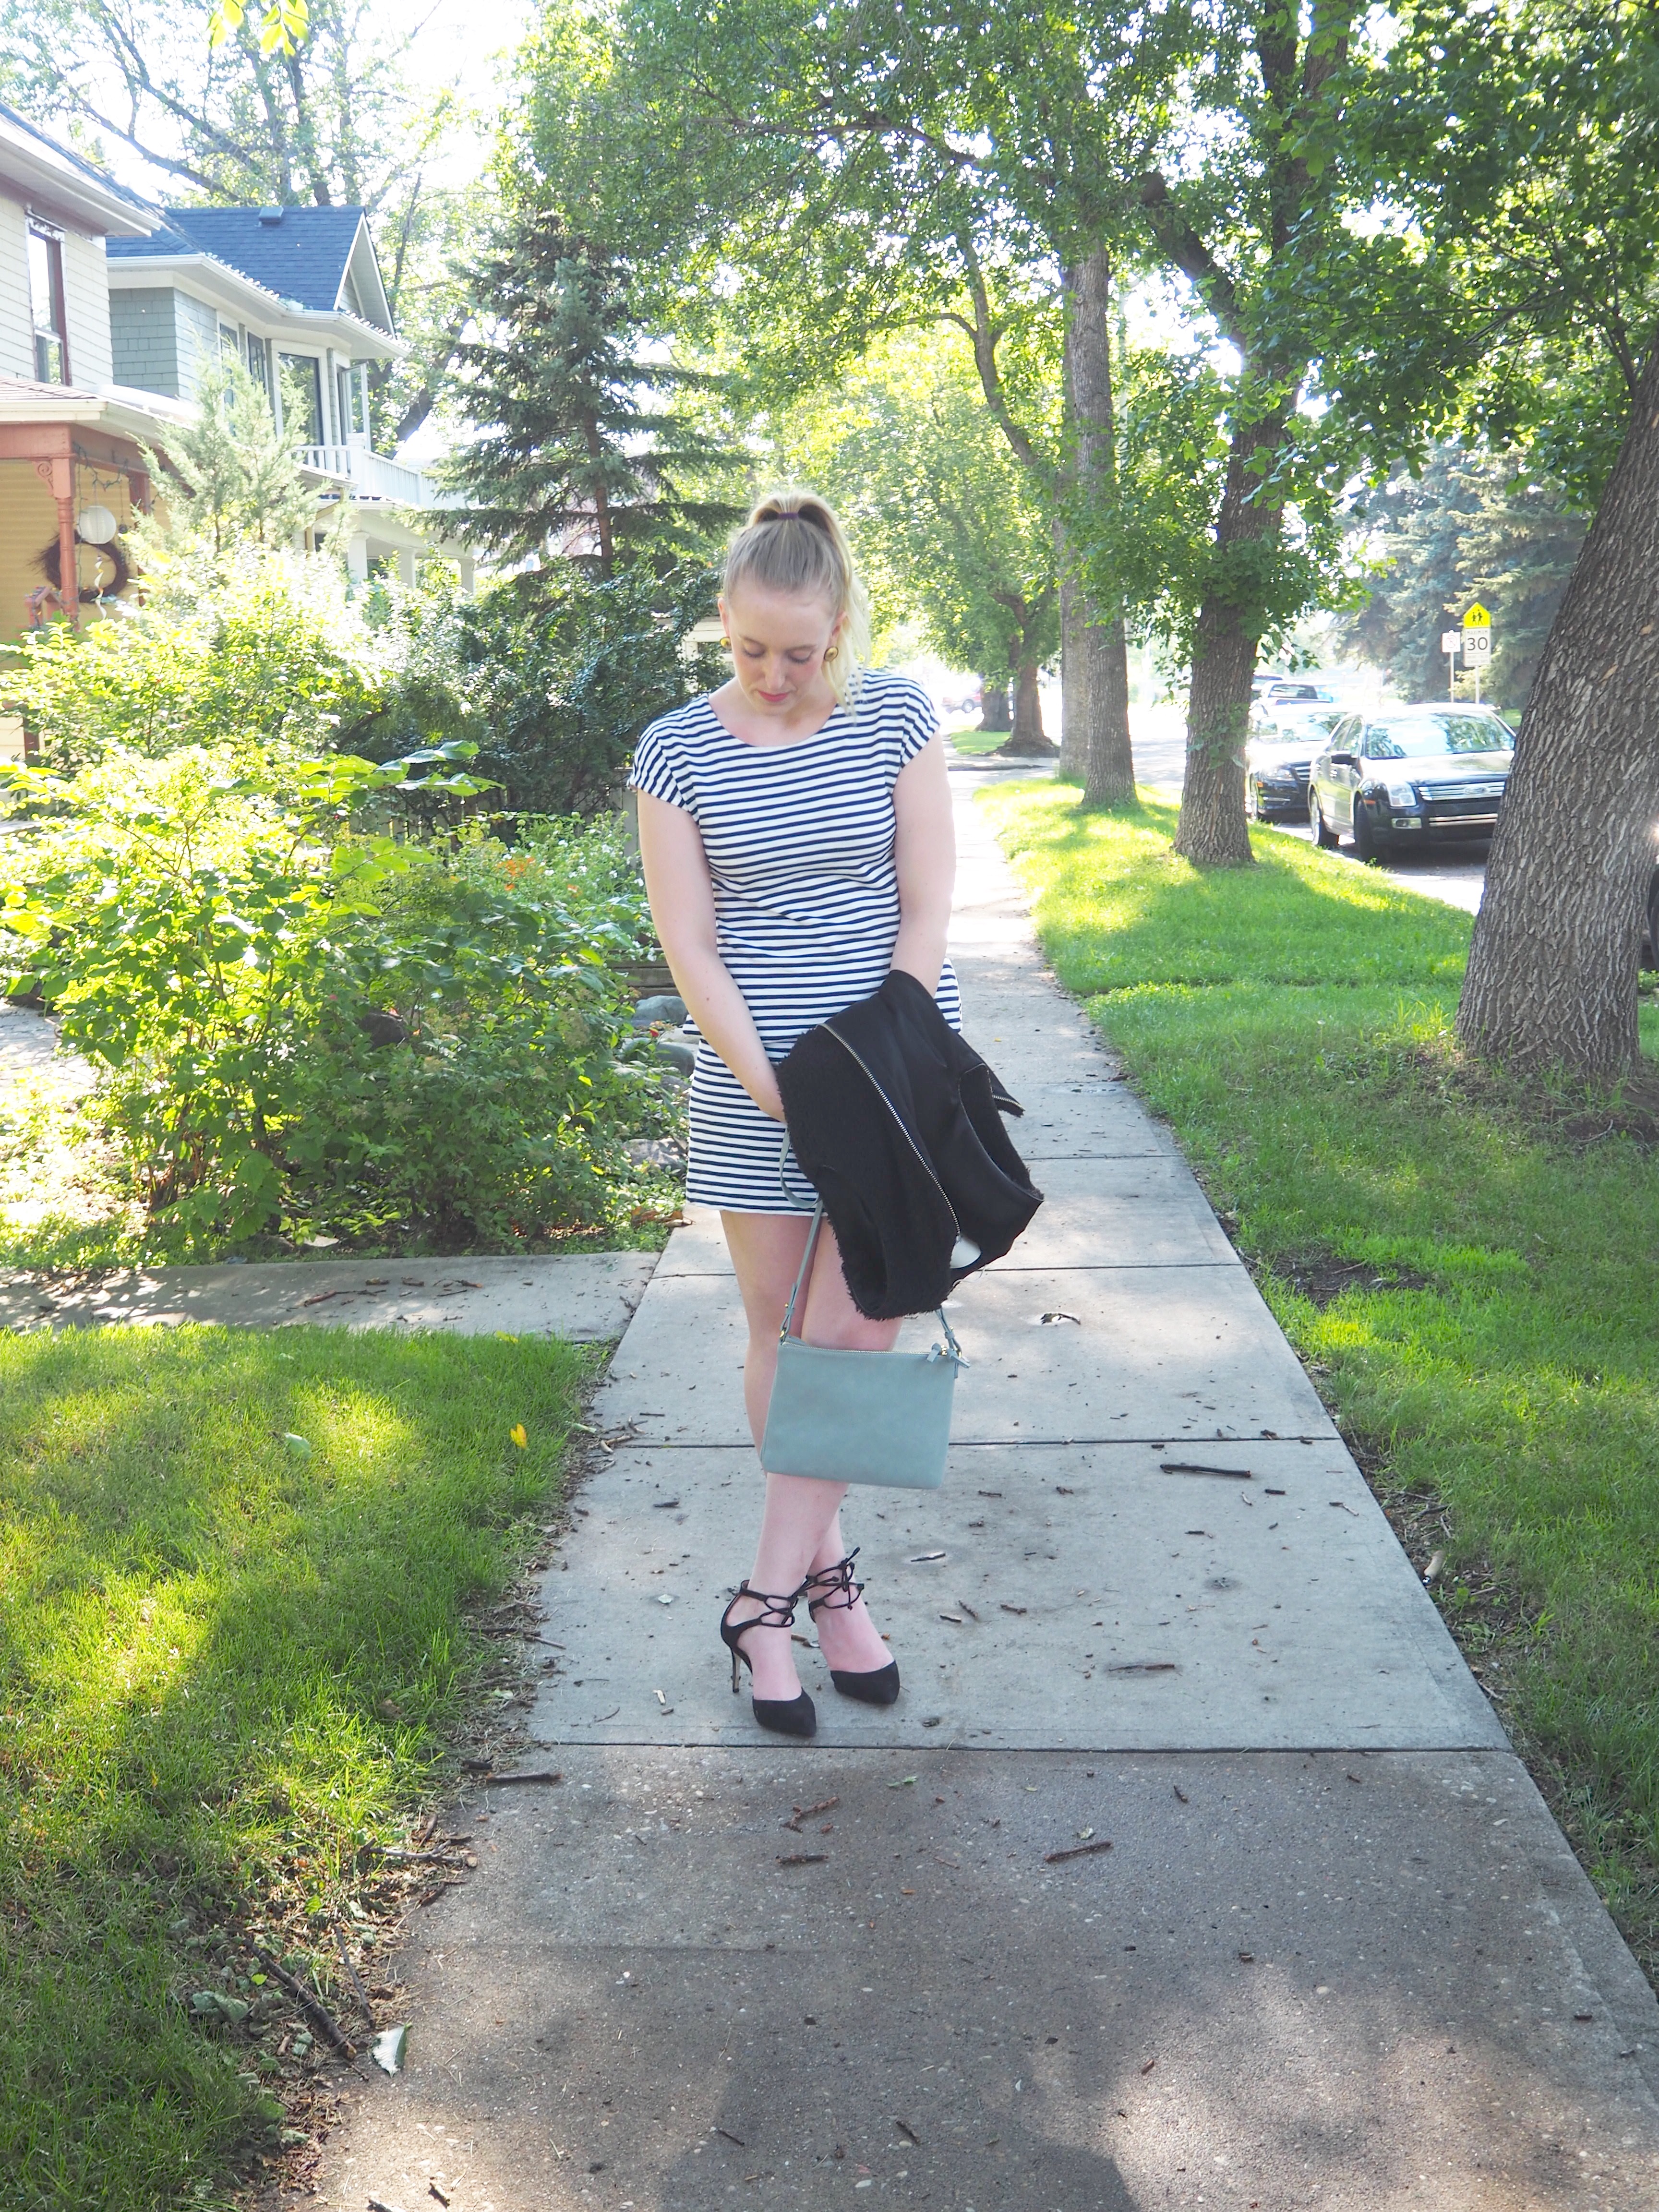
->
722, 487, 871, 700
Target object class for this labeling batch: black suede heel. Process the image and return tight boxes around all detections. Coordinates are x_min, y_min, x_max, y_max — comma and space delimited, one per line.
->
719, 1581, 816, 1739
806, 1551, 902, 1707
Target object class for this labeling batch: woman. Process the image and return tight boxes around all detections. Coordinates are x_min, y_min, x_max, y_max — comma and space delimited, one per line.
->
629, 489, 957, 1740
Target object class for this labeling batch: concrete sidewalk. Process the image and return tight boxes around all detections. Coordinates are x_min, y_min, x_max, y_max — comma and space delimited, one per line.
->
0, 1251, 655, 1340
307, 770, 1659, 2212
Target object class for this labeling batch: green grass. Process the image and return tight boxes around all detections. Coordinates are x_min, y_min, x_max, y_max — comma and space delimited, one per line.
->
0, 1322, 593, 2211
984, 782, 1659, 1977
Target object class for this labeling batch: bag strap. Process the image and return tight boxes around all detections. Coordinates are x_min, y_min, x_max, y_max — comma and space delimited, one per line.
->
779, 1202, 826, 1343
778, 1200, 964, 1363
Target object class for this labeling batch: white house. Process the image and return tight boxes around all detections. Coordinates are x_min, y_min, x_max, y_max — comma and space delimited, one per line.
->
104, 201, 471, 588
0, 101, 469, 652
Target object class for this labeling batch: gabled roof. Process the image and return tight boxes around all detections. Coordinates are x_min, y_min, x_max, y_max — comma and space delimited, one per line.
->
0, 102, 159, 237
107, 204, 394, 334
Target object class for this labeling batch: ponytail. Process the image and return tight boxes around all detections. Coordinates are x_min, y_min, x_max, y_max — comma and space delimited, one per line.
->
722, 487, 871, 700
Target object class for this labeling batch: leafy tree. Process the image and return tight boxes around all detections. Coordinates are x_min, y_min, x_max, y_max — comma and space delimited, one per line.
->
507, 0, 1136, 802
442, 216, 740, 577
606, 0, 1487, 859
142, 356, 319, 559
1366, 0, 1659, 1083
1335, 445, 1584, 712
784, 336, 1058, 754
1382, 0, 1659, 515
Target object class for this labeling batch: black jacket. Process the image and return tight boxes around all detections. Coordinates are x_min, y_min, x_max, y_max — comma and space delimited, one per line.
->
775, 969, 1044, 1320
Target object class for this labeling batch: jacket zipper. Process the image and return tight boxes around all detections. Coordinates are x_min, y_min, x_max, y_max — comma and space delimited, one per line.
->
820, 1022, 964, 1241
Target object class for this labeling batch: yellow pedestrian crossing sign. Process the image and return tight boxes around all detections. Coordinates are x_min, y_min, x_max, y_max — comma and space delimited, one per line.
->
1463, 604, 1491, 628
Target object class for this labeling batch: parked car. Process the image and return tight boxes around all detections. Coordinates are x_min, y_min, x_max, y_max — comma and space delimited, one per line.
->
1244, 706, 1351, 819
1308, 705, 1516, 861
1266, 680, 1336, 705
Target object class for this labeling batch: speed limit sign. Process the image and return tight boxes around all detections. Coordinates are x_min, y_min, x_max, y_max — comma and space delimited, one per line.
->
1462, 627, 1491, 663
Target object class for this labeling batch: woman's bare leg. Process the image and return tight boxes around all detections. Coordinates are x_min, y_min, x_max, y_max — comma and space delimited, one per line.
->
721, 1211, 900, 1701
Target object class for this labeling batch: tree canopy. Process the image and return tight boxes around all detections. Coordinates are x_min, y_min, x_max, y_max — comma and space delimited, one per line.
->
783, 333, 1060, 752
441, 216, 740, 576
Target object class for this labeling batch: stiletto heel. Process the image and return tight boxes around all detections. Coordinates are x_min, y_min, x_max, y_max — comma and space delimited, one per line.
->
719, 1581, 817, 1739
805, 1551, 901, 1707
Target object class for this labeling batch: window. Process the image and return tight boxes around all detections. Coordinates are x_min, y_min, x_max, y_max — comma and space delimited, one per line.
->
279, 352, 324, 444
246, 332, 270, 397
336, 364, 355, 438
27, 220, 69, 384
1370, 714, 1514, 758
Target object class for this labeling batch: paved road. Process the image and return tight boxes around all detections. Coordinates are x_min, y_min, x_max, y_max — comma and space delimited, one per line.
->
303, 769, 1659, 2212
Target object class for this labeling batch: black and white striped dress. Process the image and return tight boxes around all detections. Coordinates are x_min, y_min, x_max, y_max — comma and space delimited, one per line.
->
628, 669, 962, 1212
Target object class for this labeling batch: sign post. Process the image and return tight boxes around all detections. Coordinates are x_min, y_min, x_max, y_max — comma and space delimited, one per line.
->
1462, 604, 1493, 706
1440, 629, 1462, 701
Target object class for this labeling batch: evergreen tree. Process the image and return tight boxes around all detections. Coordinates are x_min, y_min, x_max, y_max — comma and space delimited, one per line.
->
141, 357, 319, 560
1336, 444, 1585, 713
443, 216, 739, 576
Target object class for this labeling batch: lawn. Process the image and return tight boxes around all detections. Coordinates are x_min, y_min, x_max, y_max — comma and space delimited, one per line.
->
0, 1322, 592, 2211
984, 781, 1659, 1980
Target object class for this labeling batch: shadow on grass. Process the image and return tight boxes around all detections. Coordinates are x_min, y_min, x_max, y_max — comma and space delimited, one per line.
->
0, 1322, 594, 2212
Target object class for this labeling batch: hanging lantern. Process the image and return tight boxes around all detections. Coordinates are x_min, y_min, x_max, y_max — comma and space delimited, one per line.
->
76, 504, 119, 544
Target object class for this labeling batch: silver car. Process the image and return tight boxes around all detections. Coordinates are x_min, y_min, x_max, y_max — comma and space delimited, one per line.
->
1308, 705, 1516, 861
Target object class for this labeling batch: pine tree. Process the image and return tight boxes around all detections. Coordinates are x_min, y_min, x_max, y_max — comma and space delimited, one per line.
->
141, 357, 319, 560
1337, 445, 1585, 713
443, 216, 738, 575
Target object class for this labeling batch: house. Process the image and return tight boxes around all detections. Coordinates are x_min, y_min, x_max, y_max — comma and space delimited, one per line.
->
0, 102, 469, 655
0, 103, 180, 647
104, 203, 471, 589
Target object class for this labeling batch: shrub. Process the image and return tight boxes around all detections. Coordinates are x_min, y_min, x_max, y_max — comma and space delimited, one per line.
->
10, 542, 407, 771
0, 748, 674, 1251
451, 559, 726, 816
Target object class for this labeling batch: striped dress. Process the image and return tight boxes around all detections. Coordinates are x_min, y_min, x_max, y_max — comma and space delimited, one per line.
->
627, 669, 962, 1212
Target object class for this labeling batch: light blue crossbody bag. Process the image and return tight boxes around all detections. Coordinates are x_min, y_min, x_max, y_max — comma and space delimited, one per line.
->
760, 1202, 967, 1490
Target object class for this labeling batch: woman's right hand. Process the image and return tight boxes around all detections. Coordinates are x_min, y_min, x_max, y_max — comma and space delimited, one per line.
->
748, 1068, 787, 1123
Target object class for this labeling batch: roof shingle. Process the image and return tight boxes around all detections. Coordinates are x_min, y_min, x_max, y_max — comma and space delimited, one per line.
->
107, 205, 369, 317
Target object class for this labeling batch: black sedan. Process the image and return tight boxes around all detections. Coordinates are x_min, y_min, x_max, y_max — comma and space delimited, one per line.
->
1308, 705, 1516, 862
1245, 707, 1350, 819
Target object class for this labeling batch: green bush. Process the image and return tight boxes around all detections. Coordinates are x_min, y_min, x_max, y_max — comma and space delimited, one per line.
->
9, 543, 399, 772
451, 559, 725, 816
0, 748, 674, 1252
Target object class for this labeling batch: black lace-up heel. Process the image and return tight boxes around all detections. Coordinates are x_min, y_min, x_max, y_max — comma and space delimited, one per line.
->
806, 1550, 901, 1707
719, 1581, 817, 1739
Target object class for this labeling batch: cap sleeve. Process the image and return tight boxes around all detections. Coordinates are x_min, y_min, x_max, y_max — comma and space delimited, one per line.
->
628, 717, 694, 814
890, 676, 940, 774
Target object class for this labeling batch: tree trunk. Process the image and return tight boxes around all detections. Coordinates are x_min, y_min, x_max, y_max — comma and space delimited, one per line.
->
1057, 531, 1081, 775
979, 680, 1011, 732
999, 660, 1054, 756
1174, 409, 1286, 866
1456, 342, 1659, 1084
1066, 249, 1135, 808
583, 414, 615, 577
